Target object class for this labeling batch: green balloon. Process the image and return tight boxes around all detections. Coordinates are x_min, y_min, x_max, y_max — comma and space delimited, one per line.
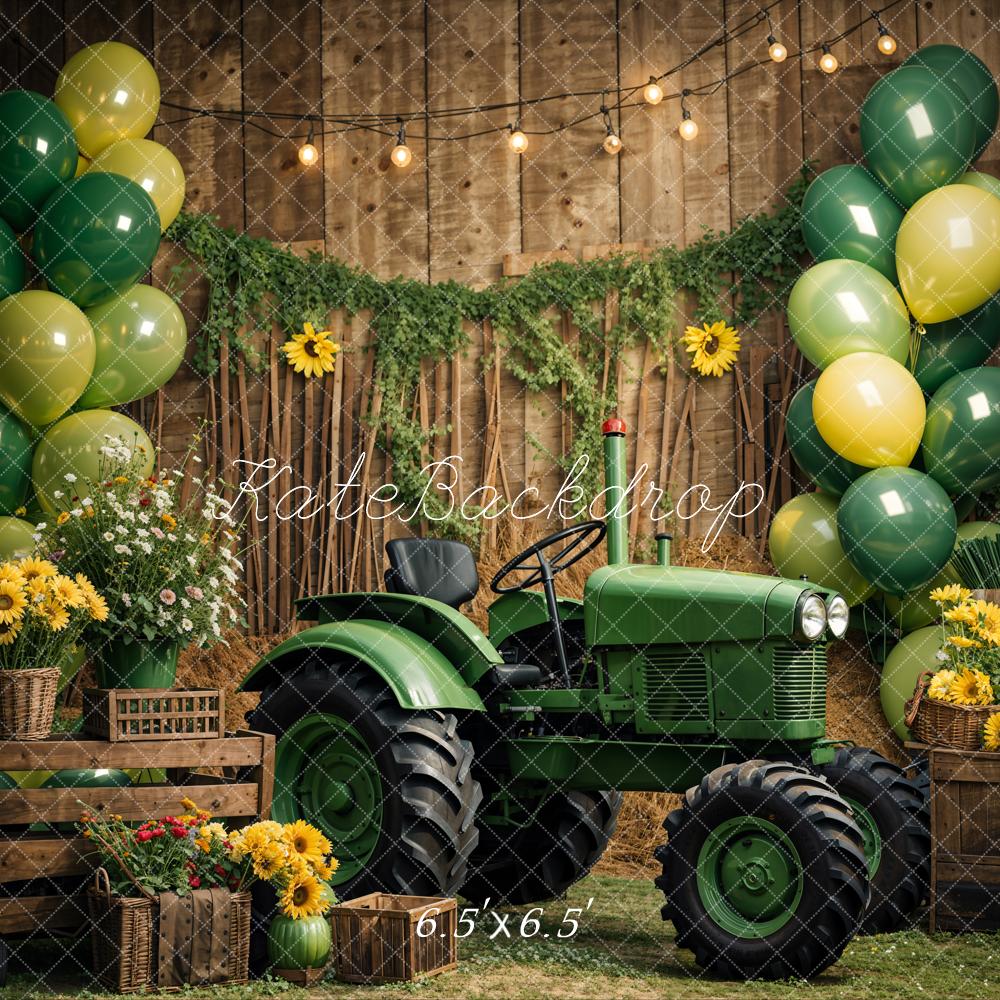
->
913, 295, 1000, 393
838, 467, 957, 596
800, 165, 904, 283
0, 402, 32, 516
786, 380, 867, 496
42, 768, 130, 788
787, 259, 910, 369
0, 219, 25, 301
0, 516, 36, 559
861, 65, 976, 207
32, 409, 153, 512
768, 492, 874, 606
880, 625, 944, 741
905, 44, 999, 162
32, 172, 160, 309
0, 91, 77, 233
79, 285, 187, 408
922, 367, 1000, 496
958, 170, 1000, 200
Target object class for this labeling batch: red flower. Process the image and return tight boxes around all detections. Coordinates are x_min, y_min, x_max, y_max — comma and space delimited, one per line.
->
214, 864, 226, 877
170, 826, 188, 839
139, 495, 151, 507
152, 828, 165, 838
136, 830, 153, 843
188, 876, 201, 889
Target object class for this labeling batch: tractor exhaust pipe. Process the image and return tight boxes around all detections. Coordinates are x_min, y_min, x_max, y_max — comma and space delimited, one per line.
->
602, 417, 628, 565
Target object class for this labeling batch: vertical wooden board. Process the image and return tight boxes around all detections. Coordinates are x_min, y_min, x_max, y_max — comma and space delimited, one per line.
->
63, 0, 152, 57
322, 1, 430, 280
425, 0, 521, 285
519, 1, 621, 252
617, 0, 684, 247
10, 0, 64, 93
242, 3, 325, 242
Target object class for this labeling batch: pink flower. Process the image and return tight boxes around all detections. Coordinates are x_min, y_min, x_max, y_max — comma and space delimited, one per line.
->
185, 586, 204, 601
160, 589, 177, 606
151, 527, 165, 539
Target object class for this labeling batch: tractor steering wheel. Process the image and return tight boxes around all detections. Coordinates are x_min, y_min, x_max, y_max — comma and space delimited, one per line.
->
490, 520, 606, 689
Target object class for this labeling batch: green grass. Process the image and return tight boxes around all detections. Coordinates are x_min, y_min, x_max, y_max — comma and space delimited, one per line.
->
2, 876, 999, 999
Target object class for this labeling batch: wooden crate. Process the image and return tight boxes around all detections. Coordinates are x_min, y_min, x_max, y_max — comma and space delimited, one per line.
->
330, 893, 457, 984
82, 688, 225, 741
0, 730, 274, 936
925, 745, 1000, 932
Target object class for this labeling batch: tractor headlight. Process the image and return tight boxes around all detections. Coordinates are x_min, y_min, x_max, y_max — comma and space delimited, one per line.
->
797, 594, 827, 641
827, 595, 849, 638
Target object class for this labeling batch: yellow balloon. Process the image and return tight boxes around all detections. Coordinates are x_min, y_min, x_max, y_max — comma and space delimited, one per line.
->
88, 139, 185, 231
54, 42, 160, 159
74, 154, 89, 177
813, 352, 926, 467
897, 184, 1000, 324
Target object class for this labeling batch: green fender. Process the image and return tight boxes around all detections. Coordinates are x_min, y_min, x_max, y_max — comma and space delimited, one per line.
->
238, 619, 486, 712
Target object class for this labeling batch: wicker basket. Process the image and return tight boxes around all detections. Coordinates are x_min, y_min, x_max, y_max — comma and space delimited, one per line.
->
87, 870, 251, 993
905, 670, 1000, 751
0, 667, 60, 740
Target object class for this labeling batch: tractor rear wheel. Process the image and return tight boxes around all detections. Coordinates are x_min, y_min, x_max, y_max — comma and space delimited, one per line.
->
813, 747, 930, 934
461, 788, 622, 904
247, 662, 482, 899
655, 760, 869, 981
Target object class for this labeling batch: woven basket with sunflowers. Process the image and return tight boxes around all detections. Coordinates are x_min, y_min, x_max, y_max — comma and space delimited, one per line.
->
904, 584, 1000, 752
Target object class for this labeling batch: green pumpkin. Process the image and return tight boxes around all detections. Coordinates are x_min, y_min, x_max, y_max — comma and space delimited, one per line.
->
267, 914, 332, 970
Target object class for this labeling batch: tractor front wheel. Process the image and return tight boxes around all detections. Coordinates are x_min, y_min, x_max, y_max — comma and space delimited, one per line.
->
655, 760, 869, 981
247, 662, 482, 899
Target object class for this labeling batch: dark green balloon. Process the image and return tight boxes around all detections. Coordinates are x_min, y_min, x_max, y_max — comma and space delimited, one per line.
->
800, 164, 904, 283
0, 90, 77, 233
0, 402, 32, 516
0, 219, 25, 301
922, 366, 1000, 496
913, 295, 1000, 393
905, 44, 999, 161
837, 466, 957, 596
42, 768, 131, 788
861, 65, 976, 206
786, 380, 867, 496
32, 173, 160, 309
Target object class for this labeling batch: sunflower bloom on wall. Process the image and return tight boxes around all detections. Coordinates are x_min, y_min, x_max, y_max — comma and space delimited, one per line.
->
683, 320, 741, 377
282, 322, 340, 378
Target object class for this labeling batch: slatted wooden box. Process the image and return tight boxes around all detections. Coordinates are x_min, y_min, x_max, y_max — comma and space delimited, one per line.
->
926, 745, 1000, 932
330, 893, 457, 984
82, 688, 225, 741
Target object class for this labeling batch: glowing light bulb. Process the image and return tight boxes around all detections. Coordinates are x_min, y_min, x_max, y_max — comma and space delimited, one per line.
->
509, 129, 528, 154
298, 141, 319, 166
767, 36, 787, 63
603, 131, 623, 155
643, 78, 664, 105
877, 30, 897, 55
678, 111, 698, 141
819, 45, 839, 74
391, 143, 412, 168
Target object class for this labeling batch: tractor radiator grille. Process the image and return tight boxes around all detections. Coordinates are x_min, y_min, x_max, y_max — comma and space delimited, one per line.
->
640, 649, 710, 722
772, 643, 827, 720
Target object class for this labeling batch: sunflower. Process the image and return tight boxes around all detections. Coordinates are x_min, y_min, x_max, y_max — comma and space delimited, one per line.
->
18, 557, 56, 581
928, 669, 957, 703
75, 575, 109, 622
949, 668, 993, 707
49, 574, 85, 608
251, 842, 286, 880
280, 872, 326, 920
282, 323, 340, 379
0, 619, 22, 646
947, 635, 981, 650
683, 320, 741, 377
37, 600, 70, 631
984, 713, 1000, 752
0, 580, 26, 624
25, 577, 48, 604
283, 819, 331, 866
0, 564, 25, 586
944, 604, 979, 626
929, 583, 969, 605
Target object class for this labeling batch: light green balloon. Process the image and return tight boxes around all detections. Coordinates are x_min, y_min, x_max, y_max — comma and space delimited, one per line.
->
0, 515, 35, 559
880, 626, 944, 741
768, 492, 874, 606
958, 170, 1000, 200
79, 285, 187, 408
787, 259, 911, 370
32, 410, 153, 512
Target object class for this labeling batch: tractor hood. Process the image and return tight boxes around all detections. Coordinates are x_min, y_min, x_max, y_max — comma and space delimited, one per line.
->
584, 564, 819, 647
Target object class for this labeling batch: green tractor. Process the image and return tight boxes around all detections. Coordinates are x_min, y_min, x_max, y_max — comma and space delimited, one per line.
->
241, 419, 928, 980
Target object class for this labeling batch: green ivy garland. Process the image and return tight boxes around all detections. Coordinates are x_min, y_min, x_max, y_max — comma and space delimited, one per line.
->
166, 168, 810, 541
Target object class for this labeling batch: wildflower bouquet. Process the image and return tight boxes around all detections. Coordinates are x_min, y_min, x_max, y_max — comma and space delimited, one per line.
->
37, 435, 245, 649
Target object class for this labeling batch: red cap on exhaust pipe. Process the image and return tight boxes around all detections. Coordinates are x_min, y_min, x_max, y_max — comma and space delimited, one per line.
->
602, 417, 626, 436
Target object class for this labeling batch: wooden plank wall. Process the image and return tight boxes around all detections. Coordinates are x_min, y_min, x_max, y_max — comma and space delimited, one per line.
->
4, 0, 1000, 632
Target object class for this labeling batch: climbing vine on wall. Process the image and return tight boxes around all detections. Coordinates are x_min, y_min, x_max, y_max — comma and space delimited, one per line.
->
166, 168, 810, 541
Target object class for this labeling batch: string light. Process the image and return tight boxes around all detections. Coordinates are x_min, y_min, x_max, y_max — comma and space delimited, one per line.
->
643, 77, 664, 105
678, 91, 698, 141
601, 105, 622, 155
763, 11, 786, 62
508, 124, 529, 154
819, 44, 839, 74
297, 125, 318, 166
390, 121, 412, 168
875, 17, 897, 55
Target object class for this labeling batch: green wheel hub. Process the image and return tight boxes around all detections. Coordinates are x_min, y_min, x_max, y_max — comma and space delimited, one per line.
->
272, 713, 382, 885
696, 816, 803, 939
844, 796, 882, 876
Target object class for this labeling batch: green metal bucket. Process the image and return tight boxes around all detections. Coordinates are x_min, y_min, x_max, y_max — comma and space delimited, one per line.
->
94, 638, 180, 689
